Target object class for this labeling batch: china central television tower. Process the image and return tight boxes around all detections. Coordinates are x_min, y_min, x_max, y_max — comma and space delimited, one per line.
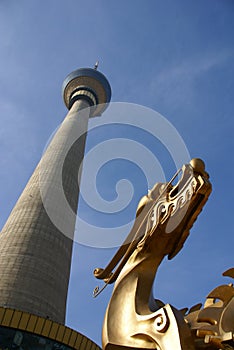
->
0, 67, 111, 349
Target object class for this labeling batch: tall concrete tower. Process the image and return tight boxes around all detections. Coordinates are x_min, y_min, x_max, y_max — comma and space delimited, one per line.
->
0, 67, 111, 350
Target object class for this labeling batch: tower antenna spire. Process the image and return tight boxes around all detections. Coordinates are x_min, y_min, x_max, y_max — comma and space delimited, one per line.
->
94, 60, 99, 70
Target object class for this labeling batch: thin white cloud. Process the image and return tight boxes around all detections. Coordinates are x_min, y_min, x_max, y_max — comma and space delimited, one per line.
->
151, 50, 234, 106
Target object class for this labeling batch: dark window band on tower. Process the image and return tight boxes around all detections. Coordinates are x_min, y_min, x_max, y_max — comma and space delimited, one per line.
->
68, 89, 98, 110
69, 86, 99, 106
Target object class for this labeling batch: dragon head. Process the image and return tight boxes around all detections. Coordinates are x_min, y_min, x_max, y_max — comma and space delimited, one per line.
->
135, 158, 212, 260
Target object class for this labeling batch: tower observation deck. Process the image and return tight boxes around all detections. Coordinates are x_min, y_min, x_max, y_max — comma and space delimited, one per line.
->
0, 66, 111, 337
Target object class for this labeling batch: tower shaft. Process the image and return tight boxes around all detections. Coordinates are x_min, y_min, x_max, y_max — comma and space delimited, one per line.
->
0, 99, 90, 323
0, 67, 111, 332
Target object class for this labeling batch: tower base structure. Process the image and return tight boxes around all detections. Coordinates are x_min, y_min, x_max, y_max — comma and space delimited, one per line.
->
0, 307, 101, 350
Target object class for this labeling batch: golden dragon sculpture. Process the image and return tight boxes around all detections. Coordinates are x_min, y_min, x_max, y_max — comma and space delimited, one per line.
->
93, 158, 233, 350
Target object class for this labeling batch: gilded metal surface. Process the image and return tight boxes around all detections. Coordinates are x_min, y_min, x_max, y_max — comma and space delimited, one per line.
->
94, 158, 221, 350
185, 275, 234, 349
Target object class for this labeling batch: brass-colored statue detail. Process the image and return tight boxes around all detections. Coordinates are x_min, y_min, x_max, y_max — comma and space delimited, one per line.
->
94, 159, 234, 350
185, 267, 234, 349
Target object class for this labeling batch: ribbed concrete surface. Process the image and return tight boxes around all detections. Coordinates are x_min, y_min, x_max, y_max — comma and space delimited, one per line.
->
0, 100, 90, 323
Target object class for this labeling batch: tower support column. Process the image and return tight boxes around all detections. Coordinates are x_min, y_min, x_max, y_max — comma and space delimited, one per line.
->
0, 100, 91, 323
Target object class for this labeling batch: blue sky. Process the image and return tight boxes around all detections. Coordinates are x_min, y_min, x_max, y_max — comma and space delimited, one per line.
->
0, 0, 234, 346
